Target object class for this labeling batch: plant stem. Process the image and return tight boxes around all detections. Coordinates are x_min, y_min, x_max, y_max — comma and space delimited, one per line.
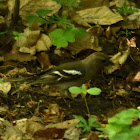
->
13, 0, 20, 23
84, 96, 91, 117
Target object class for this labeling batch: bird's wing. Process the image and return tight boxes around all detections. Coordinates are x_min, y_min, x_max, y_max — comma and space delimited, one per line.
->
38, 61, 86, 84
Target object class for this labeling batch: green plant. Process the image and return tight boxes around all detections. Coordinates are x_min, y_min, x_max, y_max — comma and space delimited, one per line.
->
27, 9, 53, 24
117, 2, 138, 16
106, 108, 140, 140
69, 84, 101, 96
120, 29, 131, 37
13, 31, 24, 40
27, 9, 86, 47
49, 27, 86, 47
49, 14, 73, 28
0, 79, 4, 83
0, 31, 8, 35
73, 115, 102, 132
69, 84, 101, 115
0, 2, 3, 9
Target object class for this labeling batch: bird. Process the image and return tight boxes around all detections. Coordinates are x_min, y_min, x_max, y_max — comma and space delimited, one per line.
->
5, 52, 110, 96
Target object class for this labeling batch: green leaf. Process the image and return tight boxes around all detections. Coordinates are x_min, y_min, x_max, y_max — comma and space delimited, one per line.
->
50, 14, 73, 28
117, 2, 138, 16
18, 33, 24, 37
49, 29, 66, 47
0, 3, 3, 9
106, 109, 140, 138
81, 84, 87, 94
63, 28, 75, 42
36, 9, 53, 17
106, 123, 123, 137
14, 37, 19, 40
73, 115, 91, 132
109, 125, 140, 140
110, 133, 134, 140
109, 117, 132, 126
73, 115, 87, 125
82, 125, 91, 132
49, 28, 75, 47
27, 15, 38, 23
87, 88, 101, 95
37, 18, 48, 24
13, 31, 24, 40
132, 125, 140, 135
0, 31, 8, 35
0, 79, 4, 83
52, 37, 68, 47
53, 0, 65, 6
13, 31, 19, 36
88, 117, 97, 127
115, 108, 140, 120
49, 29, 63, 37
69, 86, 82, 94
66, 0, 77, 9
123, 2, 128, 11
75, 122, 85, 128
73, 27, 86, 37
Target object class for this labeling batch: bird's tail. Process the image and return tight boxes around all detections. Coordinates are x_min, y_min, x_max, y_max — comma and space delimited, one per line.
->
3, 76, 35, 83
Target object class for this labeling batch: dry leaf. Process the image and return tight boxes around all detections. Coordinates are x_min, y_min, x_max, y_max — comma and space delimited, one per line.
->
40, 104, 64, 123
37, 52, 51, 69
20, 0, 61, 26
0, 118, 24, 139
0, 82, 11, 94
105, 48, 130, 74
132, 87, 140, 93
0, 57, 4, 62
6, 67, 27, 76
26, 117, 45, 135
69, 28, 102, 55
64, 126, 81, 140
74, 6, 123, 26
126, 11, 140, 29
133, 72, 140, 82
45, 119, 80, 129
35, 34, 52, 52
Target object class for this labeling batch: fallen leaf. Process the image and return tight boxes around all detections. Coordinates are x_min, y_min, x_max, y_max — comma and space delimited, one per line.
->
0, 82, 11, 94
74, 6, 123, 26
133, 72, 140, 82
105, 48, 130, 74
37, 52, 51, 69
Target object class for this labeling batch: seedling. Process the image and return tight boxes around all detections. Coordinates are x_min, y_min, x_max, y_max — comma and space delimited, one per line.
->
120, 29, 131, 37
27, 9, 86, 47
117, 2, 138, 37
106, 108, 140, 140
49, 27, 86, 47
28, 9, 72, 27
27, 9, 53, 24
49, 14, 73, 28
69, 84, 101, 115
13, 31, 24, 40
117, 2, 138, 16
73, 115, 102, 132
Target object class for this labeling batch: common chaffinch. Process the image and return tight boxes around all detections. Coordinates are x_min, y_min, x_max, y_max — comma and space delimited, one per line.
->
5, 52, 110, 96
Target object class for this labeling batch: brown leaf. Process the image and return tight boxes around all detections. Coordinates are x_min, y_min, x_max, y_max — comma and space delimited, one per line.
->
37, 52, 51, 69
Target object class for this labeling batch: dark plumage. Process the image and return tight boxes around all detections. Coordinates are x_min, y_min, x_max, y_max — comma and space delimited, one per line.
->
5, 52, 110, 95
